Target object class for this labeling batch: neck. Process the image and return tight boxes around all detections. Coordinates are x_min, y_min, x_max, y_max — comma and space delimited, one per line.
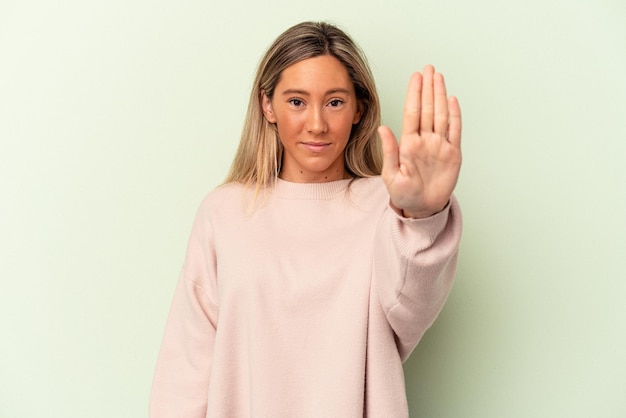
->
278, 168, 351, 183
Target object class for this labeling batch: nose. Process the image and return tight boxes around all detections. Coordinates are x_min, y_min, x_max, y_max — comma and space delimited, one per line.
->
305, 106, 328, 135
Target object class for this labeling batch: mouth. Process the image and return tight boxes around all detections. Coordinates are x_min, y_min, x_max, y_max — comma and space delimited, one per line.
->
300, 142, 331, 153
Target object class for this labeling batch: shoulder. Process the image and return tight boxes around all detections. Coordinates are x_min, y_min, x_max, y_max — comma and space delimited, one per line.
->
202, 182, 246, 204
194, 182, 251, 220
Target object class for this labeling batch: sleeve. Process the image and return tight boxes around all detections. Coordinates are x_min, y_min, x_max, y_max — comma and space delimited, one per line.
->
373, 195, 462, 362
149, 201, 219, 418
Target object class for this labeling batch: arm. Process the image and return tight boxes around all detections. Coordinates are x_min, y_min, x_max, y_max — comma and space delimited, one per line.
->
373, 196, 461, 361
149, 203, 218, 417
375, 65, 463, 360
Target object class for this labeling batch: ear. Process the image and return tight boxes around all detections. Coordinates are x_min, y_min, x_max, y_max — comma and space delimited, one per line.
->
261, 90, 277, 123
352, 102, 363, 124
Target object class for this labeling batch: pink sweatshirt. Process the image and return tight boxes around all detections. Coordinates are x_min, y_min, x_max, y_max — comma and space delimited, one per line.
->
150, 176, 461, 417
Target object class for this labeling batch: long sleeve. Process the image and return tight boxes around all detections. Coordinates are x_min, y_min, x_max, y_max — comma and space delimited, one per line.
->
373, 195, 462, 361
149, 201, 219, 418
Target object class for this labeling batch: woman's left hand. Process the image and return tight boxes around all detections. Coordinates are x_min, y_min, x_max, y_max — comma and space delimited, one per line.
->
379, 65, 462, 219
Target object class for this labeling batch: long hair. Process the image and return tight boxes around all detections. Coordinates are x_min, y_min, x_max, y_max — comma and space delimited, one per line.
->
225, 21, 382, 192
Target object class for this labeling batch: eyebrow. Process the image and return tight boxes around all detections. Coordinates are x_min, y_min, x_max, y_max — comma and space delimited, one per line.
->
280, 88, 352, 96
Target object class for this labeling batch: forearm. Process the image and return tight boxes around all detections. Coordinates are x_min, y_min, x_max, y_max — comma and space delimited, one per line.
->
374, 196, 462, 360
150, 274, 217, 418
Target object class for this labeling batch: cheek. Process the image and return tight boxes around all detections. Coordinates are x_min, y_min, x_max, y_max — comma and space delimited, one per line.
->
334, 114, 358, 137
275, 114, 304, 138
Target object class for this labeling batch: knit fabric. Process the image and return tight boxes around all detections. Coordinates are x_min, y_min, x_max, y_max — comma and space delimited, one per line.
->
150, 176, 462, 417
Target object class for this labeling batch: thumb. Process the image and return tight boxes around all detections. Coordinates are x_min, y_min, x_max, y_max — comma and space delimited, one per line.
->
378, 125, 399, 181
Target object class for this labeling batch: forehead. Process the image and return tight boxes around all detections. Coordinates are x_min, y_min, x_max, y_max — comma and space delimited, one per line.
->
276, 55, 354, 92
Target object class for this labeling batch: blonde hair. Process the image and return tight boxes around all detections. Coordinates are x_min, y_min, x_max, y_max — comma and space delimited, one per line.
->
225, 21, 382, 192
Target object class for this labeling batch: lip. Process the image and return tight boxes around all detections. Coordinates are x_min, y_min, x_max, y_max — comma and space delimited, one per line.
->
301, 142, 331, 153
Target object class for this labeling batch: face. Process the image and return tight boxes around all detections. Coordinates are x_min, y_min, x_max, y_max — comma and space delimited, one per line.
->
262, 55, 362, 183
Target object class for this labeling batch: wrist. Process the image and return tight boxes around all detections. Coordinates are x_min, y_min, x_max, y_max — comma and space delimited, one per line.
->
402, 209, 438, 219
400, 202, 449, 219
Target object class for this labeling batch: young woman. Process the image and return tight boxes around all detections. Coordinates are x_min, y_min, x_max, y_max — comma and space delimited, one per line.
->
150, 21, 462, 417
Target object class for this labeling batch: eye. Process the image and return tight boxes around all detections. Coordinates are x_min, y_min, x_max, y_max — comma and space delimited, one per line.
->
328, 99, 344, 107
288, 98, 304, 107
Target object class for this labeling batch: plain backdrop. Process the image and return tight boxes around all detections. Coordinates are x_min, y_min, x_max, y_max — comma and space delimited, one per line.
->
1, 0, 625, 417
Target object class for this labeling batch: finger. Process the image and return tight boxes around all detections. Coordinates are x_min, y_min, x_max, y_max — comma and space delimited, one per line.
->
378, 125, 399, 180
420, 65, 435, 133
433, 72, 449, 137
401, 72, 422, 136
447, 96, 462, 147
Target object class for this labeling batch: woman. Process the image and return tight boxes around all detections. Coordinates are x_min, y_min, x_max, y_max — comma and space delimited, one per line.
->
150, 21, 462, 417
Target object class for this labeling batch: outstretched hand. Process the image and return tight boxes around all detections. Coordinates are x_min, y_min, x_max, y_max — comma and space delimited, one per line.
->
379, 65, 462, 219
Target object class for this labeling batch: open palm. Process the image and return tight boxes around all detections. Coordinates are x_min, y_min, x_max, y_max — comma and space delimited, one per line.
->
379, 65, 462, 219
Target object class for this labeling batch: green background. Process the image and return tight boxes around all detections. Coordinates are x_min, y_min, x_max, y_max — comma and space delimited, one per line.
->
1, 0, 625, 416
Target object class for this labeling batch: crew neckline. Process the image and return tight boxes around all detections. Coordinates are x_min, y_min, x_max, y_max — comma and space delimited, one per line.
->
274, 177, 354, 200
